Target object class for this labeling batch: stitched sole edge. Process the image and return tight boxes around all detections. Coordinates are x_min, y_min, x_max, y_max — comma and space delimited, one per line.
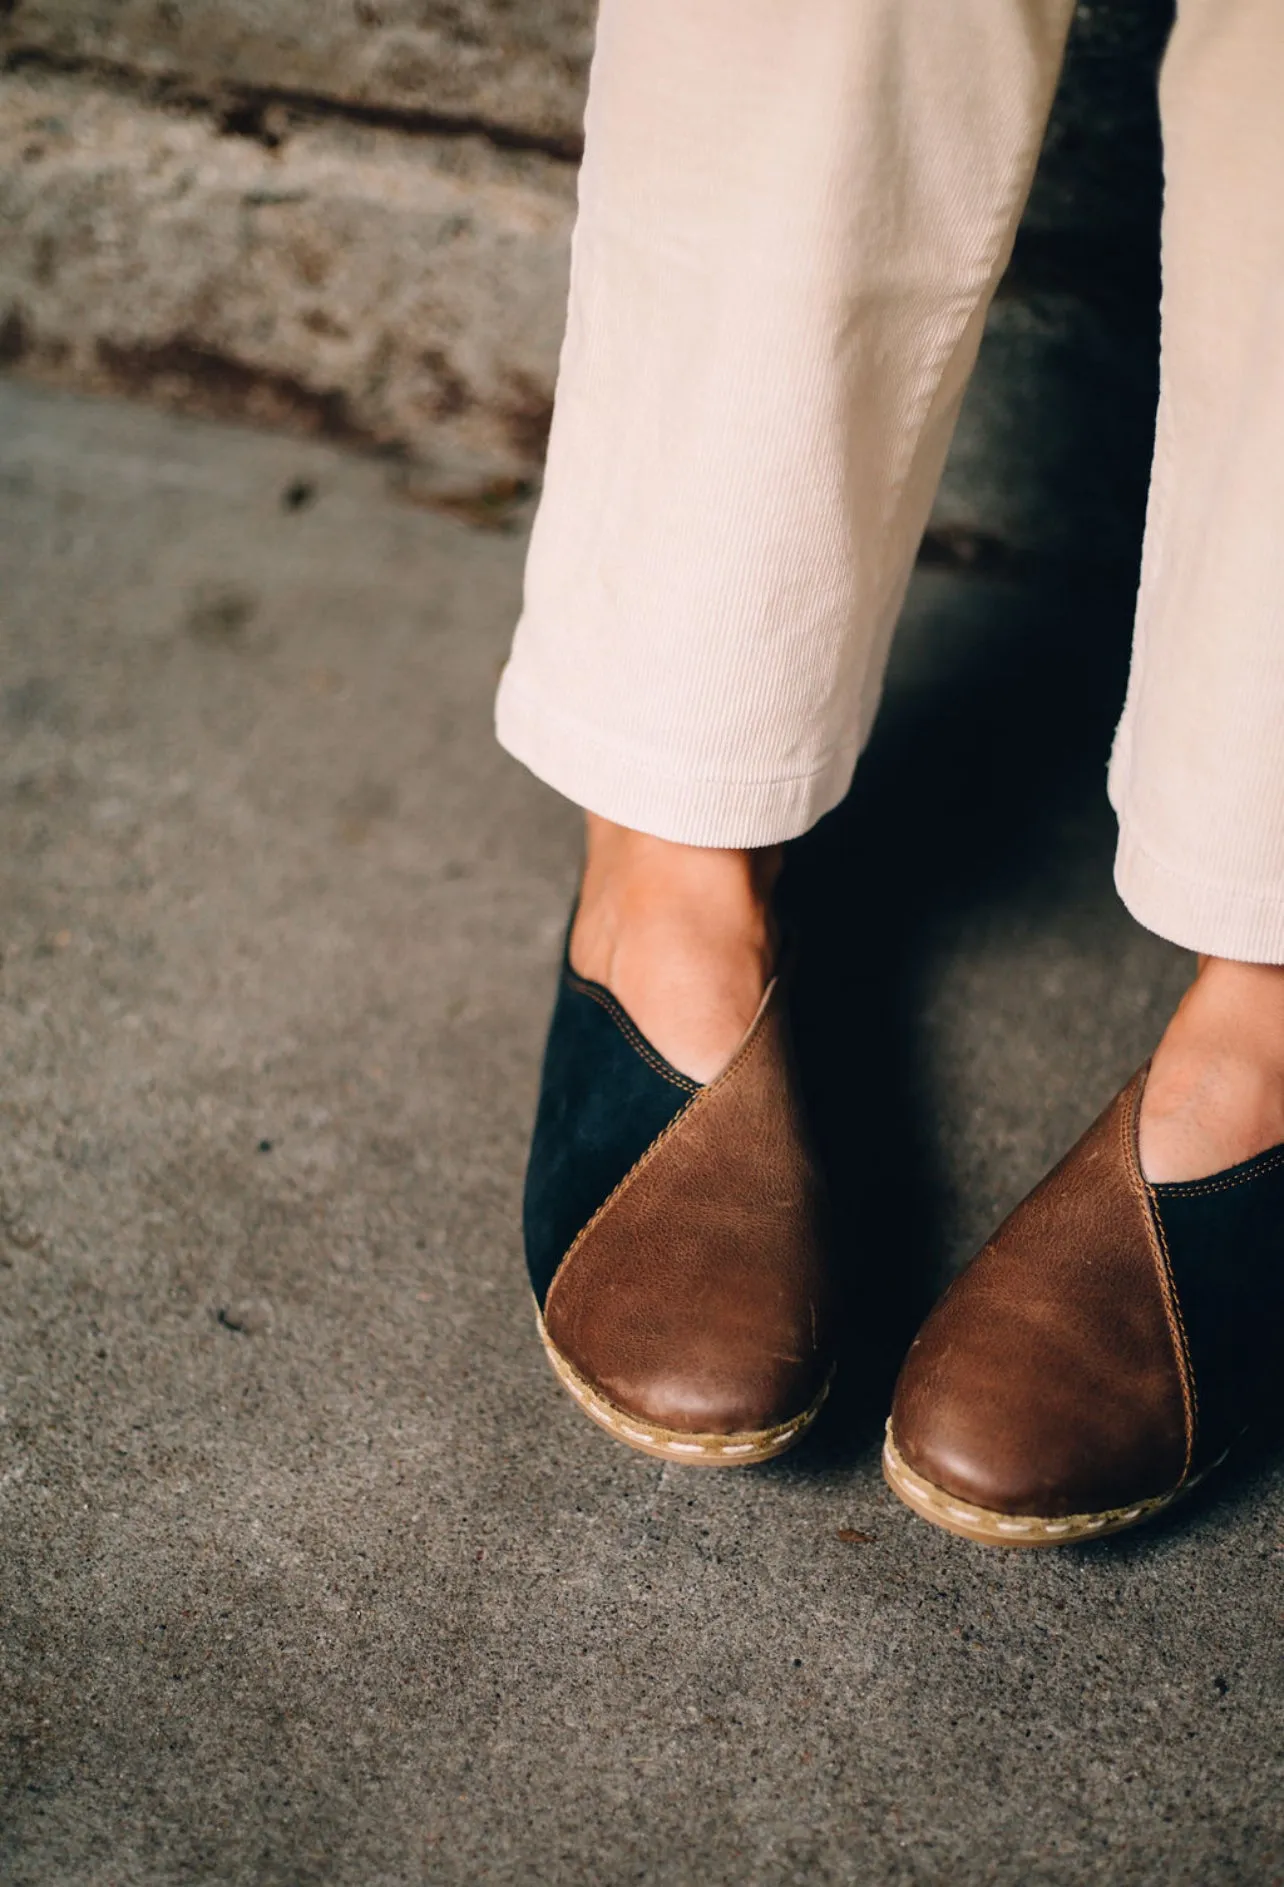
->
881, 1423, 1226, 1548
536, 1308, 832, 1466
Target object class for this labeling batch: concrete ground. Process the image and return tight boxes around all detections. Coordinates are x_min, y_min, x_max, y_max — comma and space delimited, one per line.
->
1, 378, 1281, 1886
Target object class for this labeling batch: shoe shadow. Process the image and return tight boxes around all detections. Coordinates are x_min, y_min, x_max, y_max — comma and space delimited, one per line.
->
778, 555, 1141, 1471
1072, 1389, 1284, 1561
783, 560, 1284, 1513
768, 0, 1179, 1478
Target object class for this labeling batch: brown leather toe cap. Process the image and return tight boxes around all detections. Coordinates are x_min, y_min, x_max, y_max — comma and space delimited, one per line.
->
891, 1074, 1191, 1518
554, 1309, 825, 1437
543, 982, 832, 1436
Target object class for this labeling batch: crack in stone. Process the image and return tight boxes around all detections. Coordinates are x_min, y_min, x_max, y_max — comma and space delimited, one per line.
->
91, 337, 385, 450
0, 44, 585, 164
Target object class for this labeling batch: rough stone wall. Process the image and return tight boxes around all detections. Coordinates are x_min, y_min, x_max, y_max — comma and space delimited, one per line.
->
1, 1, 1174, 546
944, 1, 1173, 563
0, 71, 575, 507
1, 1, 594, 147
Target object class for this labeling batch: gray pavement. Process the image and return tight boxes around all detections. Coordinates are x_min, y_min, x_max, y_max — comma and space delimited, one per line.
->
1, 379, 1281, 1885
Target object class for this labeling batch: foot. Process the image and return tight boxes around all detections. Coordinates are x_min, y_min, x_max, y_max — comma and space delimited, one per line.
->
524, 816, 834, 1464
887, 1059, 1284, 1548
568, 813, 780, 1084
885, 956, 1284, 1548
1138, 957, 1284, 1182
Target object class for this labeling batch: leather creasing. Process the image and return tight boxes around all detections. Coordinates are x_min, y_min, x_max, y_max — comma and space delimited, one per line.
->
543, 980, 832, 1437
891, 1071, 1191, 1517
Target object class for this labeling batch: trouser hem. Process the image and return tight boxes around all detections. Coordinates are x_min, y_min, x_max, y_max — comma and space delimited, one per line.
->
1114, 827, 1284, 965
495, 671, 857, 848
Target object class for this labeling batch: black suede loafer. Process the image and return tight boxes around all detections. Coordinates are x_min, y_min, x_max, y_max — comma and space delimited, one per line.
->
523, 948, 834, 1465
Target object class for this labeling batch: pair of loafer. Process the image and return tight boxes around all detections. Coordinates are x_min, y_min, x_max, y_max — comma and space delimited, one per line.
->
524, 946, 1284, 1543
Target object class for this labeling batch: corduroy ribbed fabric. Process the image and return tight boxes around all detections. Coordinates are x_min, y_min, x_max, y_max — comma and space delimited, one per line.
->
496, 0, 1284, 962
1106, 0, 1284, 962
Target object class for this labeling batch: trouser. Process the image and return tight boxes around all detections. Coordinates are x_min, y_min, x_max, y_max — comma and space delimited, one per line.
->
495, 0, 1284, 962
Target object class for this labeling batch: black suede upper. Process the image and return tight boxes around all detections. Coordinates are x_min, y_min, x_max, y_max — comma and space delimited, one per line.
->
1151, 1142, 1284, 1462
523, 961, 701, 1309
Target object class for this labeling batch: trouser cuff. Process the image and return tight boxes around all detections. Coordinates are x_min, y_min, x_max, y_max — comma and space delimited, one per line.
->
495, 670, 856, 849
1114, 827, 1284, 965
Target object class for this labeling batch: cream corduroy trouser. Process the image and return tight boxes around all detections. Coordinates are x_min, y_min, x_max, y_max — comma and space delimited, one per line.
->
495, 0, 1284, 963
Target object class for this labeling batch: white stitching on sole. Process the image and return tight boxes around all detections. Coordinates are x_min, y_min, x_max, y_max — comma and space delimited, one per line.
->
536, 1303, 831, 1466
880, 1423, 1213, 1548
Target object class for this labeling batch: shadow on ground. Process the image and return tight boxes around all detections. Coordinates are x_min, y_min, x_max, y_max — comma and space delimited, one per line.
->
786, 547, 1140, 1456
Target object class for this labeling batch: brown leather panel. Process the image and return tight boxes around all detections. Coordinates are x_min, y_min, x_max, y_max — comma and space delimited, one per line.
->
543, 982, 831, 1435
892, 1073, 1192, 1517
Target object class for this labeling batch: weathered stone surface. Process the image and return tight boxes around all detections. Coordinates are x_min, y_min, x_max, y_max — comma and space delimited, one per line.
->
1026, 0, 1171, 237
1, 0, 596, 148
1, 2, 1173, 552
930, 0, 1169, 563
931, 291, 1158, 565
0, 70, 574, 495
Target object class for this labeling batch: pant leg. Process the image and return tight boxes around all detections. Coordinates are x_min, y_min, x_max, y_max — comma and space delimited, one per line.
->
1110, 0, 1284, 961
496, 0, 1075, 847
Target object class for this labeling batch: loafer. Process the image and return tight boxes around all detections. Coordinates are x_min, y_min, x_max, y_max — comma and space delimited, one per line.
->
884, 1067, 1284, 1546
523, 949, 834, 1465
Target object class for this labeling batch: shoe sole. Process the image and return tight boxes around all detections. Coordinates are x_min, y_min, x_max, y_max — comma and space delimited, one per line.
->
536, 1307, 832, 1466
882, 1423, 1226, 1548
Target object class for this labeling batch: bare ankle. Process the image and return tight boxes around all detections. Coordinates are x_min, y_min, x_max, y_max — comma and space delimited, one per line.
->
1140, 956, 1284, 1181
568, 814, 782, 1082
572, 815, 780, 981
